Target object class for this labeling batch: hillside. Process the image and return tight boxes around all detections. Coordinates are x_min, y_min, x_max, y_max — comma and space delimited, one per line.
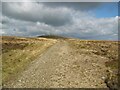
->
37, 35, 68, 39
1, 36, 57, 85
1, 36, 119, 89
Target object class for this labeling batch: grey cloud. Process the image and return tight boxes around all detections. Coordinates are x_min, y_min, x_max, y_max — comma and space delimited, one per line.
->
42, 2, 102, 11
2, 2, 72, 26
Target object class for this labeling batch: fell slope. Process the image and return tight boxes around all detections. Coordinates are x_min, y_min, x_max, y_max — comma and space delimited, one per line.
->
3, 38, 118, 88
2, 36, 118, 89
2, 36, 57, 84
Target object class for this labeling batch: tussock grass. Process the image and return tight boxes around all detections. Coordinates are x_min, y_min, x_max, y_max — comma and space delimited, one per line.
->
67, 39, 118, 66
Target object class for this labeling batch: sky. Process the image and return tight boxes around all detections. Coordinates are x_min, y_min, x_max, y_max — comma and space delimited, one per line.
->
1, 1, 119, 40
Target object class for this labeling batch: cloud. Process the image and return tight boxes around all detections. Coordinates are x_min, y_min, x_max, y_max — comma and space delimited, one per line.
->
2, 2, 72, 26
2, 2, 118, 40
2, 15, 118, 40
2, 0, 119, 2
42, 2, 102, 10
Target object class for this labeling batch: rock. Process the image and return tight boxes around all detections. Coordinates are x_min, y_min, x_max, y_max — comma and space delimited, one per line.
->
18, 80, 22, 82
101, 76, 105, 80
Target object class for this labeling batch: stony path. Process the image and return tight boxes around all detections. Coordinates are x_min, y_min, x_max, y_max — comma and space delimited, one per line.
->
4, 40, 109, 88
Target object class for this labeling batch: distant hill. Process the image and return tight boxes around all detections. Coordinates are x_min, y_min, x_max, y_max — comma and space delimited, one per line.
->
37, 35, 68, 39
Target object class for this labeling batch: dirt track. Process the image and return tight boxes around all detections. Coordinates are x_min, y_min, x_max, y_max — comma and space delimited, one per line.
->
4, 40, 109, 88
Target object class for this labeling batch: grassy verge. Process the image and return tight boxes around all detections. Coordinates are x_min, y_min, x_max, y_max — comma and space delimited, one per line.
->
2, 36, 57, 84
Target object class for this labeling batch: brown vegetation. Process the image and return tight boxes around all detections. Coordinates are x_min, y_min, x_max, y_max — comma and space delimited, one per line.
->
1, 36, 119, 89
67, 39, 119, 89
2, 36, 57, 84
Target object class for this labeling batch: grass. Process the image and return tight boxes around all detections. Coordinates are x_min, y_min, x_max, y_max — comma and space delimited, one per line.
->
2, 36, 56, 84
67, 39, 118, 66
